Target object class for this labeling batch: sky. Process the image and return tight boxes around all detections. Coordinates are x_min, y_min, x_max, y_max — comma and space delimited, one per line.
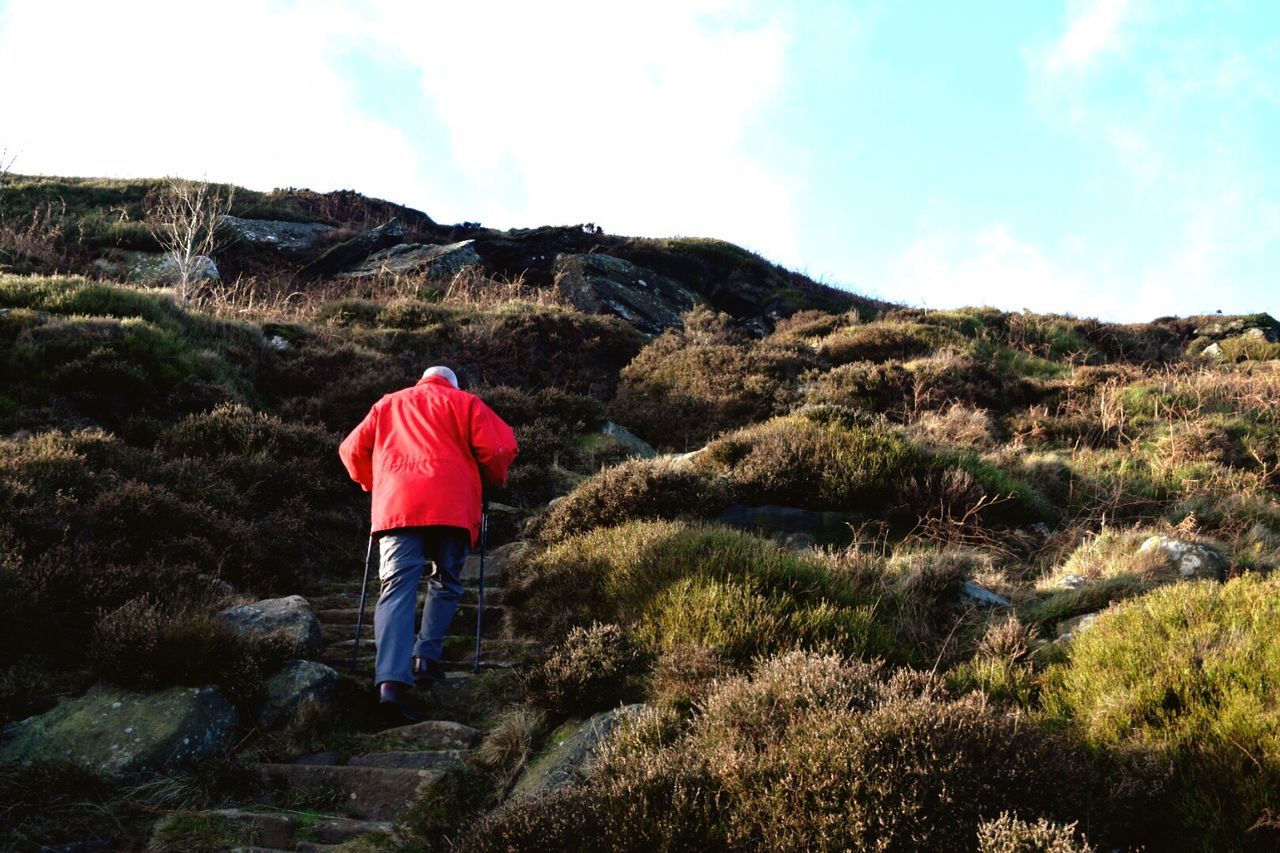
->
0, 0, 1277, 322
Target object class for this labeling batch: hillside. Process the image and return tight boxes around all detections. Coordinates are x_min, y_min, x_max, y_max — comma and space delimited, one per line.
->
2, 176, 1280, 851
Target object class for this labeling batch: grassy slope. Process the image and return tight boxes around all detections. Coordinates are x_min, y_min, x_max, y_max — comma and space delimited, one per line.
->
1, 178, 1279, 848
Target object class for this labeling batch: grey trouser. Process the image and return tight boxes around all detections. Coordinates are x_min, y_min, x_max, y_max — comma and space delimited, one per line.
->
373, 526, 470, 686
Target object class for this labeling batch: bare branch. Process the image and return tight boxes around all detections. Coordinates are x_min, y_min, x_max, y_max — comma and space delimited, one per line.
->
147, 177, 236, 304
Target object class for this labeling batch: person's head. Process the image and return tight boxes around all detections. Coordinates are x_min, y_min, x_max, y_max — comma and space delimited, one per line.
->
422, 365, 459, 389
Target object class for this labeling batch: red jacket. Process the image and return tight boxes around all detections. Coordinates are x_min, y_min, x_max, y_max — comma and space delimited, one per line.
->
339, 375, 517, 544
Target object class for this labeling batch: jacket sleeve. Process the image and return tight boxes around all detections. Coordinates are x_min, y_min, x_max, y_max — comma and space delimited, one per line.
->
469, 399, 518, 488
339, 404, 379, 492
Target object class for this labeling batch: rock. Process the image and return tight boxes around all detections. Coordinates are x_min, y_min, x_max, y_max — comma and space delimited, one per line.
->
305, 218, 408, 276
151, 809, 299, 850
374, 719, 482, 750
0, 685, 238, 775
1244, 326, 1276, 342
669, 448, 707, 467
1138, 536, 1225, 580
553, 253, 702, 335
1056, 574, 1087, 590
511, 704, 644, 800
462, 541, 528, 585
1200, 342, 1225, 361
268, 334, 290, 351
220, 595, 323, 658
257, 660, 339, 730
715, 504, 854, 545
103, 250, 219, 285
1194, 313, 1280, 340
254, 763, 443, 821
958, 582, 1012, 608
1055, 612, 1099, 641
347, 749, 467, 770
340, 239, 481, 281
221, 216, 335, 256
600, 421, 656, 459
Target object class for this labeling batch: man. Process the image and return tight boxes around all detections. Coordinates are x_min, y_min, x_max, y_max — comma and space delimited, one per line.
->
339, 365, 517, 720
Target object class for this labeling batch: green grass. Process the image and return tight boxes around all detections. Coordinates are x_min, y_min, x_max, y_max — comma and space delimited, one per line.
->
511, 520, 895, 664
1043, 575, 1280, 843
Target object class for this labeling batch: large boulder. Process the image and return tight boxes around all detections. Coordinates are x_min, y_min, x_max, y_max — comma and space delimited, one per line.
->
220, 595, 323, 658
256, 660, 339, 731
510, 704, 644, 800
553, 253, 702, 335
462, 541, 528, 586
221, 216, 335, 256
95, 250, 219, 285
0, 685, 238, 775
1138, 536, 1225, 580
340, 240, 481, 281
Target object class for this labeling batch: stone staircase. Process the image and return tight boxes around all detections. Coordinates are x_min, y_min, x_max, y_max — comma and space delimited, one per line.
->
171, 551, 531, 851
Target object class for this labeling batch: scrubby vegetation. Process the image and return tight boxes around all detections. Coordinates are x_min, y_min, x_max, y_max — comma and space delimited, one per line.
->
3, 178, 1280, 850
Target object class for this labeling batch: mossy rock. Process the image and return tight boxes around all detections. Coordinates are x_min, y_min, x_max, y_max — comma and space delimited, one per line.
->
0, 684, 238, 776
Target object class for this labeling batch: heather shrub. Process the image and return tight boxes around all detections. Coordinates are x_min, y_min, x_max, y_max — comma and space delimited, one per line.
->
977, 813, 1096, 853
910, 404, 1000, 449
701, 411, 930, 512
90, 596, 291, 706
535, 458, 727, 542
817, 320, 946, 364
480, 652, 1121, 851
1043, 575, 1280, 845
523, 623, 649, 717
649, 645, 730, 713
509, 521, 892, 664
609, 321, 819, 449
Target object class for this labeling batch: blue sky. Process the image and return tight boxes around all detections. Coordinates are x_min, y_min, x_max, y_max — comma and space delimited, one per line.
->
1, 0, 1277, 321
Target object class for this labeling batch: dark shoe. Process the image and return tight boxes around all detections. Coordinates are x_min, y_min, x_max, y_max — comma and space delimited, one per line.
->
412, 656, 449, 685
378, 682, 427, 724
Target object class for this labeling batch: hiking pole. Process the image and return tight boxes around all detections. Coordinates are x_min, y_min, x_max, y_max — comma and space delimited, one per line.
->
474, 498, 490, 674
352, 534, 376, 673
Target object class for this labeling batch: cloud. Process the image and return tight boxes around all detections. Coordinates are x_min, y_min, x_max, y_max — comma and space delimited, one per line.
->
0, 0, 799, 265
890, 224, 1146, 321
1043, 0, 1131, 75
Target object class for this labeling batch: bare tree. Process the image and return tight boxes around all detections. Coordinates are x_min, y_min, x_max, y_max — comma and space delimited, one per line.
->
0, 148, 16, 200
148, 177, 235, 304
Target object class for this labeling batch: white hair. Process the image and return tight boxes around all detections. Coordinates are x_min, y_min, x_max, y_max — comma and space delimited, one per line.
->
422, 365, 459, 388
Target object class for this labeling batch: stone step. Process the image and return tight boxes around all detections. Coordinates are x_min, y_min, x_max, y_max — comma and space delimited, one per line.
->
310, 586, 506, 615
255, 763, 444, 822
348, 749, 468, 770
315, 600, 507, 629
308, 817, 395, 845
374, 719, 483, 749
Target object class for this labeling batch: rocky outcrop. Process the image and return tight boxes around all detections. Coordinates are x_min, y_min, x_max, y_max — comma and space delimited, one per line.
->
221, 216, 335, 256
553, 253, 702, 335
94, 250, 219, 285
0, 685, 238, 775
1193, 313, 1280, 341
305, 218, 408, 276
510, 704, 643, 800
340, 239, 481, 281
1138, 536, 1225, 580
220, 595, 323, 658
256, 660, 339, 730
